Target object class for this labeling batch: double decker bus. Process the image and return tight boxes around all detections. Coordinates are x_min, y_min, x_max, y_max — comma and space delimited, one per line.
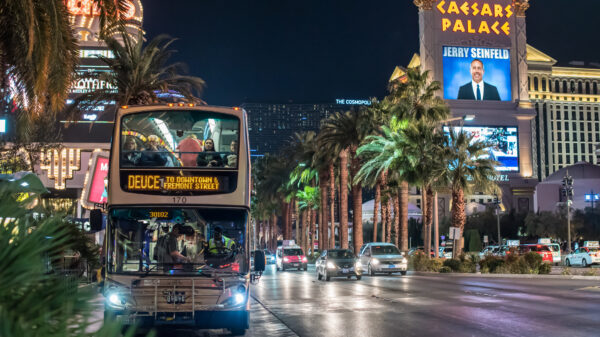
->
98, 103, 261, 335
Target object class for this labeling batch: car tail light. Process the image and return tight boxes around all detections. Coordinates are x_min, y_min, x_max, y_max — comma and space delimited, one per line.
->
283, 257, 289, 263
232, 263, 240, 272
302, 256, 308, 263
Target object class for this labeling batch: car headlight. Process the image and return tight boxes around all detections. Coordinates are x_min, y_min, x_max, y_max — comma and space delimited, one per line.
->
327, 261, 337, 269
402, 258, 408, 264
234, 293, 245, 305
355, 261, 362, 269
371, 258, 380, 265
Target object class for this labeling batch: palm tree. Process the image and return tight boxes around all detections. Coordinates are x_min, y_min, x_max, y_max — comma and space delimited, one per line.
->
0, 0, 130, 115
68, 31, 205, 119
296, 186, 320, 255
386, 67, 450, 252
439, 129, 499, 255
320, 109, 373, 252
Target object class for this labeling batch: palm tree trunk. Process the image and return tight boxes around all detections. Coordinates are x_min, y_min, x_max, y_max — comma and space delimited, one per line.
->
422, 187, 430, 258
320, 179, 328, 251
452, 187, 466, 255
393, 192, 400, 248
350, 146, 363, 254
271, 213, 277, 251
386, 196, 392, 243
399, 181, 409, 251
310, 207, 316, 255
302, 210, 308, 254
329, 163, 336, 249
433, 191, 439, 259
295, 200, 300, 244
373, 182, 381, 242
426, 187, 434, 257
339, 149, 349, 249
381, 172, 388, 243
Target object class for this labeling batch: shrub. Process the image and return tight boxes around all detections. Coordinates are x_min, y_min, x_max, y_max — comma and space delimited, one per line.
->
409, 253, 443, 272
561, 267, 572, 276
538, 262, 552, 274
439, 266, 452, 273
443, 259, 462, 272
583, 269, 598, 277
479, 256, 504, 273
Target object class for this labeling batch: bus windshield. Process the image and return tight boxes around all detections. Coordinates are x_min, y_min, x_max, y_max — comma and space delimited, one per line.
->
120, 110, 240, 168
107, 207, 248, 275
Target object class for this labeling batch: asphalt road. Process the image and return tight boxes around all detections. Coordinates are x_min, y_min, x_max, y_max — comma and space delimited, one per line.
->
249, 264, 600, 337
93, 265, 600, 336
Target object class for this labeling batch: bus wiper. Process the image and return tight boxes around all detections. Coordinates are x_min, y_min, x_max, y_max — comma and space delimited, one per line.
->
141, 265, 158, 278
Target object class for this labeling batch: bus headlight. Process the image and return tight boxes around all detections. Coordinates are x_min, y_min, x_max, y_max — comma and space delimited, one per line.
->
106, 292, 127, 309
234, 293, 245, 305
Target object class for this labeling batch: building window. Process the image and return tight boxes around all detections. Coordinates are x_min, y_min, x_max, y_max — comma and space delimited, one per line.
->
574, 142, 578, 152
586, 82, 591, 94
557, 111, 561, 119
555, 80, 560, 93
566, 156, 571, 164
594, 82, 599, 95
558, 143, 562, 152
563, 81, 568, 93
534, 77, 539, 91
565, 133, 570, 141
557, 123, 561, 131
574, 155, 578, 162
565, 122, 569, 130
542, 78, 547, 91
588, 111, 592, 120
582, 143, 586, 153
590, 144, 594, 153
558, 156, 563, 164
573, 133, 577, 141
557, 133, 562, 141
566, 144, 570, 152
572, 111, 576, 120
578, 82, 583, 94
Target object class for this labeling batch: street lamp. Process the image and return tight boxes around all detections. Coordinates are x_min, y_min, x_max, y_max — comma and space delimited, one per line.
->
493, 194, 501, 245
561, 171, 574, 253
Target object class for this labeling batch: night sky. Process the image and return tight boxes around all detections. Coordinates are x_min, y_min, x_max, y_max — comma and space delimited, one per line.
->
143, 0, 600, 106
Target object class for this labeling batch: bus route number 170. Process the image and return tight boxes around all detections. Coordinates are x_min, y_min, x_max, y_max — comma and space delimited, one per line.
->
173, 196, 187, 204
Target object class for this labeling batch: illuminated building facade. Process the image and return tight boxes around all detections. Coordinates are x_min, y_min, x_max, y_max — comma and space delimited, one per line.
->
243, 101, 369, 157
527, 46, 600, 180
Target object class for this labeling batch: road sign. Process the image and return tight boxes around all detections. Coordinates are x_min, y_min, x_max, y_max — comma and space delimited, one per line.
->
448, 227, 461, 240
483, 235, 488, 243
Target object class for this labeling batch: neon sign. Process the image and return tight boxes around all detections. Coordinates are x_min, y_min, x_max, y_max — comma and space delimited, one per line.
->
126, 175, 223, 192
436, 1, 513, 36
66, 0, 136, 20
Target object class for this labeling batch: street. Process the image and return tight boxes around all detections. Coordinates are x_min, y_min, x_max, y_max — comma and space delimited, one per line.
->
92, 265, 600, 336
249, 265, 600, 337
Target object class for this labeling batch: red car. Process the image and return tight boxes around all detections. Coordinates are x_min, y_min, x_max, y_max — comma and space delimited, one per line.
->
518, 244, 553, 263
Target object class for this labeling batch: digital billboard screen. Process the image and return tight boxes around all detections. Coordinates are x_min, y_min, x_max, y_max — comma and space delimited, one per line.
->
443, 126, 518, 172
443, 46, 511, 101
88, 156, 109, 204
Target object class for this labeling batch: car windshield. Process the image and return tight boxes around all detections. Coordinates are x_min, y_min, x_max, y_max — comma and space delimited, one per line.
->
528, 245, 550, 252
328, 250, 354, 258
284, 249, 303, 256
107, 207, 247, 275
120, 110, 240, 168
372, 245, 400, 255
548, 245, 560, 252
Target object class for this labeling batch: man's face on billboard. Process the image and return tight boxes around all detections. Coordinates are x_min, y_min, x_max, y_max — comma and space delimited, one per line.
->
470, 60, 484, 83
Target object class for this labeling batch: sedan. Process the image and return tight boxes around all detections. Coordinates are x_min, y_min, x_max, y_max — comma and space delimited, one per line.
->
315, 249, 362, 281
565, 247, 600, 267
359, 243, 408, 276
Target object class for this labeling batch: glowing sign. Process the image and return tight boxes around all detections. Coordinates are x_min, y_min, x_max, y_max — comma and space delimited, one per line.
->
436, 1, 513, 36
89, 156, 109, 204
126, 175, 222, 192
335, 99, 372, 106
148, 211, 172, 219
66, 0, 136, 20
0, 119, 5, 133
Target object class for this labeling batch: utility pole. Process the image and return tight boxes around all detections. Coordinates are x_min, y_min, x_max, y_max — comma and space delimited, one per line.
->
562, 171, 574, 254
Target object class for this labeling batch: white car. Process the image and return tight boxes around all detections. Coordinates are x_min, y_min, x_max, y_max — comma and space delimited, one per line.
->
565, 247, 600, 267
479, 245, 497, 259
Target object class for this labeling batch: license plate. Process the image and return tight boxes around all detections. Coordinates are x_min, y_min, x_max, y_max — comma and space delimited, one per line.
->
293, 263, 299, 266
342, 268, 349, 273
389, 264, 395, 269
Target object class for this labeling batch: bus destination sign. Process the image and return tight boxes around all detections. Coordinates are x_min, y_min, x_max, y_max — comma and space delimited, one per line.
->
126, 174, 224, 192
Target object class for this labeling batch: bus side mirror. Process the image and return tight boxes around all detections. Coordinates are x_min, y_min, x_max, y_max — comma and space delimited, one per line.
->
253, 250, 266, 272
90, 209, 103, 231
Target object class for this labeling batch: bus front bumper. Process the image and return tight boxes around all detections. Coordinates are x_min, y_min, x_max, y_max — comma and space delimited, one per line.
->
110, 310, 249, 329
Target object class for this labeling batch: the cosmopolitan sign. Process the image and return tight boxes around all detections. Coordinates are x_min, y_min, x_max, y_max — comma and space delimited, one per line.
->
436, 1, 513, 38
335, 99, 371, 106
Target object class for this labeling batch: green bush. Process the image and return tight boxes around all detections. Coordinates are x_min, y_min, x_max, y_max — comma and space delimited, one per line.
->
409, 253, 443, 272
479, 253, 552, 274
439, 266, 452, 273
538, 262, 552, 274
583, 269, 598, 277
443, 259, 462, 272
561, 267, 572, 276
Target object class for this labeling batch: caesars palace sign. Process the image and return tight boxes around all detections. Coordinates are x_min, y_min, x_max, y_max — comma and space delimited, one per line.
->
436, 1, 513, 36
65, 0, 136, 20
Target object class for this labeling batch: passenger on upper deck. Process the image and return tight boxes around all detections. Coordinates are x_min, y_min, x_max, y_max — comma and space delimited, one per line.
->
196, 138, 223, 167
225, 140, 238, 168
122, 136, 142, 166
176, 134, 203, 167
140, 135, 168, 166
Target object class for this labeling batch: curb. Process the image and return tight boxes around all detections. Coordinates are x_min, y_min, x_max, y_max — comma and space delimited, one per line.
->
411, 271, 600, 280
